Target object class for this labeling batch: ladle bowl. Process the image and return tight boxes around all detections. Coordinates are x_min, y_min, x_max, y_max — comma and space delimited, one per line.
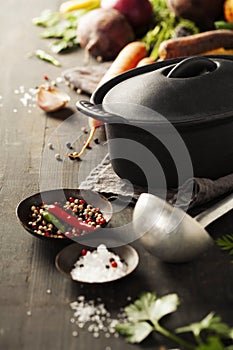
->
133, 192, 233, 263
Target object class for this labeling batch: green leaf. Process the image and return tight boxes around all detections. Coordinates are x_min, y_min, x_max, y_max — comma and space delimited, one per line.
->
124, 292, 157, 322
176, 312, 232, 339
50, 38, 78, 53
216, 234, 233, 256
40, 21, 71, 38
35, 49, 61, 66
124, 292, 179, 324
196, 336, 225, 350
115, 321, 153, 343
150, 293, 179, 322
32, 9, 61, 27
215, 21, 233, 30
63, 28, 77, 41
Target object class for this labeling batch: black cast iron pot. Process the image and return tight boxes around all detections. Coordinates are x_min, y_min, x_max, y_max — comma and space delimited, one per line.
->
77, 55, 233, 189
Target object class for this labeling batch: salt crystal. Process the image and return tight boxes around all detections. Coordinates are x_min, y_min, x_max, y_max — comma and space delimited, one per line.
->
72, 331, 79, 337
26, 310, 32, 316
69, 295, 128, 340
13, 109, 17, 113
88, 325, 94, 332
70, 244, 128, 283
56, 77, 63, 84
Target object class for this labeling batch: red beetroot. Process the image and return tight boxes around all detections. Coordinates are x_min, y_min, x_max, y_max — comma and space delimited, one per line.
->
101, 0, 154, 35
77, 8, 135, 60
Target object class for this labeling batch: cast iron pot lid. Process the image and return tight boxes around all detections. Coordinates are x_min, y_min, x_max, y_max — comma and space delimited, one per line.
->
92, 55, 233, 126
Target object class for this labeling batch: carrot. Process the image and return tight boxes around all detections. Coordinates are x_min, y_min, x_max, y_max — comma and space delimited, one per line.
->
76, 41, 147, 157
202, 47, 233, 55
99, 41, 147, 85
224, 0, 233, 23
136, 56, 155, 67
158, 30, 233, 60
89, 41, 147, 128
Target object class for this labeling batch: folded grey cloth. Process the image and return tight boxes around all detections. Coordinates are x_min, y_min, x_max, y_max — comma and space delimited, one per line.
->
62, 63, 111, 95
79, 154, 233, 209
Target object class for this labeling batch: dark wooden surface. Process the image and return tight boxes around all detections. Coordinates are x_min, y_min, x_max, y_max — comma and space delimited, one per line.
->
1, 1, 233, 350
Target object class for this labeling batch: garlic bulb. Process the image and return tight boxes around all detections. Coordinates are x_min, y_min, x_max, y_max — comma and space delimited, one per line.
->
36, 85, 70, 112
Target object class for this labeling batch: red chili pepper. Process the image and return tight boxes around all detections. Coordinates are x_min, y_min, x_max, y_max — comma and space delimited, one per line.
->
47, 204, 96, 232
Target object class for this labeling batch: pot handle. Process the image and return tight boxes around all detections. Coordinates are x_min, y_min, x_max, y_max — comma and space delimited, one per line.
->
76, 100, 128, 124
167, 56, 217, 78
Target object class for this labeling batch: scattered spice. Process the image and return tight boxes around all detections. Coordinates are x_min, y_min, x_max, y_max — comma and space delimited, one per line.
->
55, 153, 62, 160
48, 142, 54, 150
28, 196, 107, 239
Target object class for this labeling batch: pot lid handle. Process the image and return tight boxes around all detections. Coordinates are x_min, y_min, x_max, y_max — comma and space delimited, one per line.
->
167, 56, 217, 78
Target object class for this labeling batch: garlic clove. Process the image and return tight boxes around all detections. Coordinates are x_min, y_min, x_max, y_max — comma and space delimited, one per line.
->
36, 85, 70, 112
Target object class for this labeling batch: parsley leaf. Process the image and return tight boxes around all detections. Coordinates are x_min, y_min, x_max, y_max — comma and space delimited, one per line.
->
195, 336, 225, 350
116, 292, 233, 349
124, 292, 179, 323
116, 321, 153, 343
176, 312, 232, 339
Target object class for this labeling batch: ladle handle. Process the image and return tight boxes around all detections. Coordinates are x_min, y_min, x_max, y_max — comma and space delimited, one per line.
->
76, 100, 128, 124
195, 192, 233, 228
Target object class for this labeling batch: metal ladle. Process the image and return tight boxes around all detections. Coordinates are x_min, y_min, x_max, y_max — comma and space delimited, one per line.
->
133, 192, 233, 263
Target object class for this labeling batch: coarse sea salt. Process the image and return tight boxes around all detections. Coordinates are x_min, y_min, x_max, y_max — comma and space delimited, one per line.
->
69, 295, 127, 340
70, 244, 128, 283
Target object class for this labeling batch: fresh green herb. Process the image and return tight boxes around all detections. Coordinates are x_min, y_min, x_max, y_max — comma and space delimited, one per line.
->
116, 292, 233, 349
32, 9, 79, 53
176, 312, 233, 344
35, 49, 61, 66
143, 0, 199, 59
215, 21, 233, 30
32, 8, 90, 53
32, 9, 61, 27
216, 233, 233, 259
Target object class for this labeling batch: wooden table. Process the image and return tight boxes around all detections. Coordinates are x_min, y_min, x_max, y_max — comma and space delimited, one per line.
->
1, 1, 233, 349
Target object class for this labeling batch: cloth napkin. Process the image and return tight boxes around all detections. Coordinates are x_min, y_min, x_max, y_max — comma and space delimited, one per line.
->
62, 63, 111, 95
80, 154, 233, 210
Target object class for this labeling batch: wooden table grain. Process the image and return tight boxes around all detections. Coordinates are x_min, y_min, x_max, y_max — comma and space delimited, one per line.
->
1, 1, 233, 350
